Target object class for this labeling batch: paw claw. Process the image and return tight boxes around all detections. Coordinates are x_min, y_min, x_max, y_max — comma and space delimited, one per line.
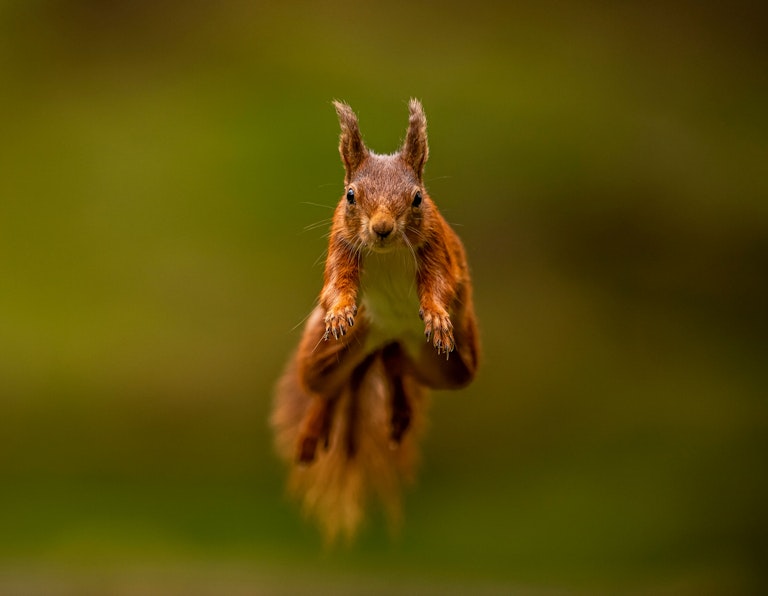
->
324, 302, 357, 341
420, 306, 455, 357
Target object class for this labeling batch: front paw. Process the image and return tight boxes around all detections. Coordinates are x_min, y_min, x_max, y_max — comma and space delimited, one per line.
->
419, 306, 455, 356
323, 302, 358, 340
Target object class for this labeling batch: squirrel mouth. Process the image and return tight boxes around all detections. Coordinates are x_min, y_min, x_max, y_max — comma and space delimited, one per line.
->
367, 234, 400, 253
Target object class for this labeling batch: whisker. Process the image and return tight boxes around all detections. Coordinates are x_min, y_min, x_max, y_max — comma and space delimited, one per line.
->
291, 306, 316, 332
355, 239, 364, 270
313, 248, 328, 268
424, 175, 452, 183
402, 232, 420, 274
301, 201, 335, 209
303, 218, 332, 232
311, 334, 326, 354
406, 225, 427, 244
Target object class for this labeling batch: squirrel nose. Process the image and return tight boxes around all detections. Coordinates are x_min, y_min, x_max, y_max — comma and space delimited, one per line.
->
371, 218, 394, 239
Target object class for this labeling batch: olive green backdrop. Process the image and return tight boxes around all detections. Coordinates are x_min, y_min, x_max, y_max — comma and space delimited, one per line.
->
1, 1, 766, 593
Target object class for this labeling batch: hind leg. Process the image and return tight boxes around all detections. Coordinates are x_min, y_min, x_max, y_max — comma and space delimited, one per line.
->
343, 352, 378, 458
296, 392, 340, 464
294, 306, 370, 463
389, 376, 411, 446
382, 343, 412, 445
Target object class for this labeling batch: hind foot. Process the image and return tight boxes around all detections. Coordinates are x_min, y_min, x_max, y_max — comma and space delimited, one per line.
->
295, 396, 337, 464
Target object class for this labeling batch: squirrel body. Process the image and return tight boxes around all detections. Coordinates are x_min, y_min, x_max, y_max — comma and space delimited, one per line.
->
271, 100, 479, 542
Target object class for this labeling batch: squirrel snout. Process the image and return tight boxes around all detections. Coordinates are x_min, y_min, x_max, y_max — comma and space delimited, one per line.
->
371, 216, 395, 239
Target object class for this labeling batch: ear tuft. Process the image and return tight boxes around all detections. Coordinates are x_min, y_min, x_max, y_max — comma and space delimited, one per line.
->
333, 100, 368, 182
401, 98, 429, 180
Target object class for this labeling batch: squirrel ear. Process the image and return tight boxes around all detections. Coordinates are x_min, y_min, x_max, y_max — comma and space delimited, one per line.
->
401, 98, 429, 181
333, 101, 368, 182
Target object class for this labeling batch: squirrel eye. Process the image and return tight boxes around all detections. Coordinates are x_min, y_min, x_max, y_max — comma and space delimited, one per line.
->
412, 190, 422, 208
346, 188, 356, 205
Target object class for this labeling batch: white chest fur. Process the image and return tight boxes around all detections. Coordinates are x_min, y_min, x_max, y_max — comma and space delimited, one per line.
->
360, 249, 423, 356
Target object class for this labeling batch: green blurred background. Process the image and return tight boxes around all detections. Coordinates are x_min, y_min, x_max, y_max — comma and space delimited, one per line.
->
1, 1, 766, 593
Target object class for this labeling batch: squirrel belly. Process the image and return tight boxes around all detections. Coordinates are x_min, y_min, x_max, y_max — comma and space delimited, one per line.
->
359, 249, 423, 357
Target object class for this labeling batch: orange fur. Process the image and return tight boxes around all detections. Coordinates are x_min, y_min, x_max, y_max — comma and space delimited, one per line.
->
271, 100, 479, 541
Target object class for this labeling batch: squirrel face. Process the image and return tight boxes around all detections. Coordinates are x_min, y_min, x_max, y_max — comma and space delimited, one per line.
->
333, 100, 432, 254
343, 154, 430, 254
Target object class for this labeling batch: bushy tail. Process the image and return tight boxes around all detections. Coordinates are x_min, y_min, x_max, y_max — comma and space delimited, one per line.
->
271, 350, 429, 543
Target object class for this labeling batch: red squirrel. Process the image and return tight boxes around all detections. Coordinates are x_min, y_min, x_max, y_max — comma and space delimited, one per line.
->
271, 99, 480, 542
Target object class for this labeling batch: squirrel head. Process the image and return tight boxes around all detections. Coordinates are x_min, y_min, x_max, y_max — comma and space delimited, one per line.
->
333, 99, 434, 254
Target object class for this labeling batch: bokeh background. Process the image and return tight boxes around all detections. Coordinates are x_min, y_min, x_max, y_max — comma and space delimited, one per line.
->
1, 1, 766, 593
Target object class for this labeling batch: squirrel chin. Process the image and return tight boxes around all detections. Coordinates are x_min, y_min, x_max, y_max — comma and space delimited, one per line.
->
364, 237, 403, 254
